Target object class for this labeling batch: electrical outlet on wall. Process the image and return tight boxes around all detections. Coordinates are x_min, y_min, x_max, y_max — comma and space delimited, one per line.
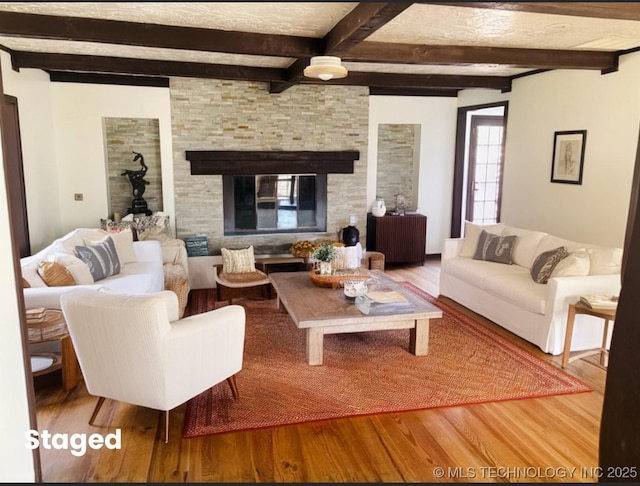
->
74, 193, 83, 201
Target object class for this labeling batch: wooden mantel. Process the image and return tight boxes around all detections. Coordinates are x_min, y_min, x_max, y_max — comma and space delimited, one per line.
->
186, 150, 359, 175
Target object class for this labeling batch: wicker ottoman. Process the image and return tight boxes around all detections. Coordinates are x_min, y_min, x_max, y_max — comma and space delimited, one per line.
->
164, 263, 189, 318
363, 251, 385, 271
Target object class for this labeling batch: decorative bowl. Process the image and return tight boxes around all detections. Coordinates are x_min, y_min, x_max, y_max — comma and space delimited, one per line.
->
343, 279, 368, 300
309, 269, 370, 289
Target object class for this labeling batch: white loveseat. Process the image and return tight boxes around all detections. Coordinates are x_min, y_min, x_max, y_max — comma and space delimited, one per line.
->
21, 228, 168, 310
439, 222, 622, 355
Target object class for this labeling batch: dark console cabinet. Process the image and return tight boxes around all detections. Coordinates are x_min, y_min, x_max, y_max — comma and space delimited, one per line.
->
366, 213, 427, 265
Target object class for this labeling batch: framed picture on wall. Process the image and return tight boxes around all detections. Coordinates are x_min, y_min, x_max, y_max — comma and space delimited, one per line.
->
551, 130, 587, 184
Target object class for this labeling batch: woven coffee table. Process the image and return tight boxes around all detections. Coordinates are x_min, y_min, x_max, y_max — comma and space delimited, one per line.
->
268, 270, 442, 365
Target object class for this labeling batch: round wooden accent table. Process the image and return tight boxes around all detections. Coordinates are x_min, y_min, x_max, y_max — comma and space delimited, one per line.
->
27, 309, 80, 391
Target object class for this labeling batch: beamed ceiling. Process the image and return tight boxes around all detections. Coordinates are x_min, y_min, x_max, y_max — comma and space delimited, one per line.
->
0, 2, 639, 95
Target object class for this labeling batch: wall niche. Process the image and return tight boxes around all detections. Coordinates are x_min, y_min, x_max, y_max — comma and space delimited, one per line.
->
103, 117, 162, 217
376, 123, 420, 212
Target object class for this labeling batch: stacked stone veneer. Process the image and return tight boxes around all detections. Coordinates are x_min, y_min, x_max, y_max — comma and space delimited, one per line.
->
105, 117, 162, 217
170, 78, 369, 254
377, 123, 417, 211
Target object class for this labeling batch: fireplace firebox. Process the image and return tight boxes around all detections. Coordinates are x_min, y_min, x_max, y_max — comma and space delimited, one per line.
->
185, 150, 359, 236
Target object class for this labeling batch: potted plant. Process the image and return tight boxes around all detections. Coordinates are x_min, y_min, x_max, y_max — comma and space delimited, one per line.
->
311, 243, 337, 275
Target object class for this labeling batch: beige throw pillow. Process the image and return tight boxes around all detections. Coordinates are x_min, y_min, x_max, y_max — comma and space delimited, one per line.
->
550, 248, 591, 278
21, 260, 48, 288
221, 246, 256, 273
37, 261, 76, 287
502, 227, 547, 268
587, 247, 623, 275
51, 253, 94, 285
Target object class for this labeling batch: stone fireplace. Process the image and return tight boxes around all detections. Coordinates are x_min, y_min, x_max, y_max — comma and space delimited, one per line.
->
185, 150, 359, 239
170, 78, 369, 254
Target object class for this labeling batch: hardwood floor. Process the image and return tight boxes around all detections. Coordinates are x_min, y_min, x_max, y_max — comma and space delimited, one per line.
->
32, 258, 606, 483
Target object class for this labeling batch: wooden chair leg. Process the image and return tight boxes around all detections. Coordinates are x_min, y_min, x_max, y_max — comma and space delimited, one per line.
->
164, 410, 170, 443
263, 283, 273, 299
228, 287, 235, 305
216, 285, 233, 307
89, 396, 106, 425
227, 375, 239, 401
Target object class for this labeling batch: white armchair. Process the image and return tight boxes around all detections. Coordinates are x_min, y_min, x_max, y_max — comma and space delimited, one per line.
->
60, 288, 245, 442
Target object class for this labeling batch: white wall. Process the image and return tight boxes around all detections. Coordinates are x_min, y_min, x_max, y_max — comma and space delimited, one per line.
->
368, 96, 458, 254
1, 51, 61, 252
500, 51, 640, 248
0, 64, 174, 481
50, 83, 174, 240
457, 88, 509, 108
0, 112, 36, 480
1, 54, 175, 252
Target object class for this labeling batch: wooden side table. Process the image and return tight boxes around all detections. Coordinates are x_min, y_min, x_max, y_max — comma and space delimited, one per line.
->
27, 309, 80, 391
562, 301, 616, 368
255, 256, 305, 274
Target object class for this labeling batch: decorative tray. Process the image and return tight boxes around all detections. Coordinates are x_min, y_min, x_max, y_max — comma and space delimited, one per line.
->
308, 269, 370, 289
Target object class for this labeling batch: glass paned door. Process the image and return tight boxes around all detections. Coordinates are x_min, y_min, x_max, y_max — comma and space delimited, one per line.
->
466, 115, 505, 225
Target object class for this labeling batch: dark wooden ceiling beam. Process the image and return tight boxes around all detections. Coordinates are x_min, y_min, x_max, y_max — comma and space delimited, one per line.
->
11, 52, 287, 82
301, 71, 511, 91
47, 71, 170, 87
424, 2, 640, 21
269, 58, 310, 94
283, 3, 412, 93
11, 50, 511, 91
323, 3, 413, 56
345, 42, 618, 71
0, 11, 321, 58
370, 87, 459, 97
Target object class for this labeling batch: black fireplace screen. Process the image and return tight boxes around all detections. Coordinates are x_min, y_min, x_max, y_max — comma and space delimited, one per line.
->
223, 174, 326, 235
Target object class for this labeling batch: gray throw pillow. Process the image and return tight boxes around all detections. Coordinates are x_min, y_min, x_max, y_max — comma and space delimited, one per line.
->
75, 236, 121, 281
473, 230, 517, 264
530, 246, 568, 284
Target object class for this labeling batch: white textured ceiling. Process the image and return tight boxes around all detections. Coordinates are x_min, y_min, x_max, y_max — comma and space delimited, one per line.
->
0, 2, 637, 86
0, 2, 357, 35
370, 4, 640, 50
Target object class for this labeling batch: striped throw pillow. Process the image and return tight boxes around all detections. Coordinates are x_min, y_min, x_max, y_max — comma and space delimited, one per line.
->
75, 236, 121, 281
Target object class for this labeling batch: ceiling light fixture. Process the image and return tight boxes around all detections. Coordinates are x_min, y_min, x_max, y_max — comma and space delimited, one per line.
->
303, 56, 348, 81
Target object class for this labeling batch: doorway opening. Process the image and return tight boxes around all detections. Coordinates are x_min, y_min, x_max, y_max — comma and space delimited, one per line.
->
450, 101, 508, 237
467, 115, 505, 225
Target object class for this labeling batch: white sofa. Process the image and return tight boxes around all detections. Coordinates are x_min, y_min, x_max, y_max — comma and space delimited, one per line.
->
21, 228, 166, 310
439, 223, 622, 355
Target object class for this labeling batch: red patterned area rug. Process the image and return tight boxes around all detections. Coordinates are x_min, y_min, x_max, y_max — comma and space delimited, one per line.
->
183, 283, 590, 438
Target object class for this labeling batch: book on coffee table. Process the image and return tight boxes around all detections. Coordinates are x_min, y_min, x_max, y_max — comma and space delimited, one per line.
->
366, 291, 408, 304
579, 294, 618, 310
355, 291, 415, 315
